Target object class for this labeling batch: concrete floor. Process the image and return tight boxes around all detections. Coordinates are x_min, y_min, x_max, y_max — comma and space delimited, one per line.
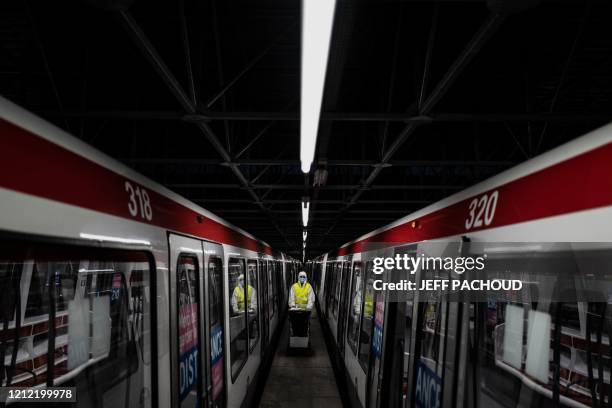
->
259, 309, 344, 408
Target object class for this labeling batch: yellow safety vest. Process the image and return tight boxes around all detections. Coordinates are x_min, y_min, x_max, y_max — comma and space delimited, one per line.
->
234, 285, 253, 311
292, 282, 312, 307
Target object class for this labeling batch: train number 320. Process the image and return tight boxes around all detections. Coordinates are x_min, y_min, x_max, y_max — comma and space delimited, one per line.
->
465, 190, 498, 230
125, 181, 153, 221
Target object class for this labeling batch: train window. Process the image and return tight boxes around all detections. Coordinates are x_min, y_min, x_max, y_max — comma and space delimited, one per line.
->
207, 256, 225, 406
333, 263, 342, 319
271, 261, 277, 314
347, 262, 364, 356
268, 261, 275, 317
327, 262, 335, 314
0, 240, 153, 407
275, 261, 279, 314
316, 262, 323, 292
286, 261, 292, 292
246, 260, 259, 352
208, 257, 223, 327
275, 261, 279, 313
25, 260, 78, 318
358, 261, 376, 370
471, 247, 612, 408
228, 258, 248, 381
420, 300, 443, 366
177, 255, 202, 407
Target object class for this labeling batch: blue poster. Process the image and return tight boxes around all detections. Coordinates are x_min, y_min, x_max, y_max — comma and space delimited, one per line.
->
210, 324, 224, 400
415, 360, 442, 408
372, 324, 383, 357
179, 346, 199, 402
371, 300, 385, 358
210, 324, 223, 364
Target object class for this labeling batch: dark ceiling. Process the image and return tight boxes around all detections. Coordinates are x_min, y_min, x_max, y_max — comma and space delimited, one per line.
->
2, 0, 612, 258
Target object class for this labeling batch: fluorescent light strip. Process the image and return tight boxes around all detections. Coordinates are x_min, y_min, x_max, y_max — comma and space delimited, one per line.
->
302, 201, 310, 227
80, 233, 151, 246
180, 246, 203, 254
300, 0, 337, 173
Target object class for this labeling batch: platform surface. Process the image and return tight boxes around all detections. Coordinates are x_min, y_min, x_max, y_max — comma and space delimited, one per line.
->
259, 309, 343, 408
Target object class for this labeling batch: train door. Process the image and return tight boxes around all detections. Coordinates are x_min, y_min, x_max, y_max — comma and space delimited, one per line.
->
329, 261, 341, 338
169, 234, 205, 408
275, 261, 283, 313
406, 240, 465, 408
324, 261, 333, 317
365, 260, 390, 408
337, 260, 352, 356
202, 241, 226, 408
260, 259, 269, 356
267, 261, 275, 329
363, 245, 414, 408
345, 257, 371, 405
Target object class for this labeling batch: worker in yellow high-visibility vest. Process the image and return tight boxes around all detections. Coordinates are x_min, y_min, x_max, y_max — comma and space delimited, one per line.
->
288, 271, 314, 310
231, 274, 257, 315
364, 293, 374, 317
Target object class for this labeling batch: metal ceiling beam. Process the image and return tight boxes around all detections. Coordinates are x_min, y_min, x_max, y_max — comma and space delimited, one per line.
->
205, 20, 297, 108
227, 216, 397, 221
418, 3, 439, 111
178, 0, 196, 106
123, 158, 516, 167
190, 198, 431, 204
168, 183, 463, 190
211, 209, 425, 214
234, 99, 297, 160
118, 10, 292, 248
319, 13, 505, 245
44, 111, 612, 122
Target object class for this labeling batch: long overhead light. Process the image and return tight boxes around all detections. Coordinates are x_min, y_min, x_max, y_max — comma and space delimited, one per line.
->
302, 200, 310, 227
300, 0, 337, 173
80, 233, 150, 246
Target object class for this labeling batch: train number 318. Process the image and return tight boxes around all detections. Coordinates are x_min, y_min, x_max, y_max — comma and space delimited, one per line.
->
465, 190, 498, 230
125, 181, 153, 221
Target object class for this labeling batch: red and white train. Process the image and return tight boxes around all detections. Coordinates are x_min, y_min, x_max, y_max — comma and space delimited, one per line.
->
0, 96, 300, 408
308, 122, 612, 408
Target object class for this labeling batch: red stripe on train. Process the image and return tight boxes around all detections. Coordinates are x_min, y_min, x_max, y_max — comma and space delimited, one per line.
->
0, 119, 273, 255
337, 141, 612, 256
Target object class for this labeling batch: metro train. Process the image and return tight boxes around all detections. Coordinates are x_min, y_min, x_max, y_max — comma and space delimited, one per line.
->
0, 96, 301, 408
307, 122, 612, 408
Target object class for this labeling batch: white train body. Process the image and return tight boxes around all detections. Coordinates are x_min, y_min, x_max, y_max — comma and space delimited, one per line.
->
308, 122, 612, 408
0, 96, 299, 408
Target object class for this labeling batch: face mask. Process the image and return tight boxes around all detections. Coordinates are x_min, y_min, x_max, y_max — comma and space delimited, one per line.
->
238, 279, 244, 288
299, 277, 306, 284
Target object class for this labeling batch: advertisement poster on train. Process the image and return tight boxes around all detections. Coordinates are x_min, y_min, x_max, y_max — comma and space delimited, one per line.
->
179, 302, 199, 402
210, 323, 224, 400
372, 298, 385, 358
415, 360, 442, 408
111, 273, 121, 301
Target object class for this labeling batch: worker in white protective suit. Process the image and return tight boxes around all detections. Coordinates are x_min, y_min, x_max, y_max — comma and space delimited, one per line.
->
288, 271, 314, 310
231, 273, 257, 315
